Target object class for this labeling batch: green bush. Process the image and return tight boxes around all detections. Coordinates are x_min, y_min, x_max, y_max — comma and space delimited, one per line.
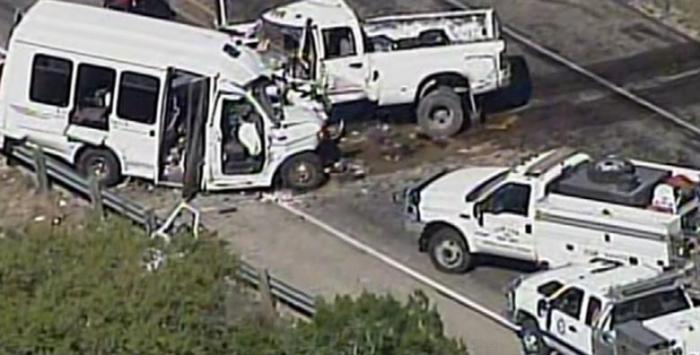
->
0, 218, 239, 354
0, 217, 466, 355
292, 292, 467, 355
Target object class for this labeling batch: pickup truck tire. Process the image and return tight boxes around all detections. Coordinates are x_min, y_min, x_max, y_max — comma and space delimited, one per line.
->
417, 86, 464, 138
77, 148, 121, 187
520, 319, 550, 355
428, 227, 474, 273
280, 152, 325, 192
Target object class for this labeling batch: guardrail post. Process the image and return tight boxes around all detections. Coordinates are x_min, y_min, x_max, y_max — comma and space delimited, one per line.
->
258, 268, 277, 323
89, 174, 104, 218
145, 209, 157, 235
32, 145, 50, 195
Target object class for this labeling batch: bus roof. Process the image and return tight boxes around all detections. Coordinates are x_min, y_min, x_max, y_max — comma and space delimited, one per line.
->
11, 0, 267, 84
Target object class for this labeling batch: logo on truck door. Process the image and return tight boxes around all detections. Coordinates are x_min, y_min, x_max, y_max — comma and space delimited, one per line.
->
556, 319, 566, 335
494, 226, 520, 242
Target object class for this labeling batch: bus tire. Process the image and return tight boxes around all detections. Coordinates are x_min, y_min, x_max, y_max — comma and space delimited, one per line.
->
280, 152, 325, 192
77, 148, 122, 187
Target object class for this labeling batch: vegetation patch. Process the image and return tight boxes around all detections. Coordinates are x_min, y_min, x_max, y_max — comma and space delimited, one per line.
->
0, 215, 467, 354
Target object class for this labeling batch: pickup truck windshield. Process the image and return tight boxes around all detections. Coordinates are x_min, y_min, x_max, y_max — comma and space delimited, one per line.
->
613, 288, 691, 325
466, 170, 509, 202
258, 19, 303, 70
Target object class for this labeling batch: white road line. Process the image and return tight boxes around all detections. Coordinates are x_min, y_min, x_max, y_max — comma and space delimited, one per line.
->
274, 199, 520, 332
442, 0, 700, 137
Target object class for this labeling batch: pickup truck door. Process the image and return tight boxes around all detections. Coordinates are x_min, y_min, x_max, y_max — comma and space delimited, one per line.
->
476, 183, 536, 260
318, 25, 370, 103
547, 287, 597, 355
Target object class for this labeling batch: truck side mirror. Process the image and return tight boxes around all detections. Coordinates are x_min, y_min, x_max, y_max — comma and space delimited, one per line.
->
537, 299, 550, 317
474, 203, 484, 226
601, 330, 615, 344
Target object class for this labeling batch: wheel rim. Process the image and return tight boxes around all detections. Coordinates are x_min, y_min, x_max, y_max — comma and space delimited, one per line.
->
428, 106, 454, 131
289, 161, 315, 187
89, 157, 109, 180
522, 330, 541, 353
435, 239, 464, 269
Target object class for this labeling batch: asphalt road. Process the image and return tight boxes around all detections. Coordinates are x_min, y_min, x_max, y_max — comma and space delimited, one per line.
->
279, 0, 700, 344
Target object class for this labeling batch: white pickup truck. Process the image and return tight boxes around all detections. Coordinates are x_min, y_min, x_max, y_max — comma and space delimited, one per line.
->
506, 259, 700, 355
402, 148, 700, 273
218, 0, 530, 138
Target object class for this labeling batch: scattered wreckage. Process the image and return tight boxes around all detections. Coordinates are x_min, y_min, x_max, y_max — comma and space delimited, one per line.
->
507, 259, 700, 355
401, 148, 700, 273
0, 0, 340, 196
217, 0, 530, 138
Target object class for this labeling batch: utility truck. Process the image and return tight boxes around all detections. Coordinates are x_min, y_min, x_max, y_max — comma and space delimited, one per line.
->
402, 148, 700, 273
217, 0, 530, 138
0, 0, 339, 196
506, 259, 700, 355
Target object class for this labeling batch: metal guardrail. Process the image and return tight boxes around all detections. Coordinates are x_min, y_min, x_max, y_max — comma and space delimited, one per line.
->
7, 144, 317, 318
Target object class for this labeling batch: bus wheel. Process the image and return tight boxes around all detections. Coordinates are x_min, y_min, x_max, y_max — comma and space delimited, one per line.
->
77, 148, 122, 187
281, 153, 324, 192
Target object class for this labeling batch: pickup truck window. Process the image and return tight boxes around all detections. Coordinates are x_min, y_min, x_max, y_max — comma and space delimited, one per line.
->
553, 287, 584, 319
537, 281, 563, 297
613, 288, 691, 325
466, 170, 508, 202
323, 27, 357, 59
30, 54, 73, 108
489, 183, 531, 216
585, 297, 602, 326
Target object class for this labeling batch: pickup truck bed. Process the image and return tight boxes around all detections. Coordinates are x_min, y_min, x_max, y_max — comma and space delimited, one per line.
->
364, 9, 497, 51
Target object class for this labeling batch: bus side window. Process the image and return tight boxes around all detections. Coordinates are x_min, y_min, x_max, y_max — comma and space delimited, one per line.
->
70, 63, 116, 130
117, 72, 160, 125
30, 54, 73, 107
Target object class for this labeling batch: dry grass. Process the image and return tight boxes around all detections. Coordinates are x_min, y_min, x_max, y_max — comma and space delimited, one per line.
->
675, 0, 700, 30
0, 159, 87, 231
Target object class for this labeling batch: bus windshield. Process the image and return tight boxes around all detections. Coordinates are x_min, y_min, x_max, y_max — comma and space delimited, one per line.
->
248, 79, 281, 124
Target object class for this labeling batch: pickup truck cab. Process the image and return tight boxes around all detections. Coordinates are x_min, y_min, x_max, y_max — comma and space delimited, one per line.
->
507, 260, 700, 355
218, 0, 530, 138
403, 148, 700, 273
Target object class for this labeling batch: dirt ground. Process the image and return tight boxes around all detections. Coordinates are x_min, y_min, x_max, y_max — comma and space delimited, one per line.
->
625, 0, 700, 38
0, 157, 88, 231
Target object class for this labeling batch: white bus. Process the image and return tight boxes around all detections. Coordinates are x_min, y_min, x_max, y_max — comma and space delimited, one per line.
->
0, 0, 338, 196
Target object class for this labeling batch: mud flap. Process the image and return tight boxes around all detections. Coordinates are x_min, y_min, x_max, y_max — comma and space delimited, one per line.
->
317, 140, 341, 167
483, 55, 532, 112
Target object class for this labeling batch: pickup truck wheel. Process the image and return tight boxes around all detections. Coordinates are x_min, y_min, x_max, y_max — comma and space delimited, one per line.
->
281, 153, 325, 192
77, 148, 121, 187
520, 319, 550, 355
428, 227, 473, 273
417, 86, 464, 138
